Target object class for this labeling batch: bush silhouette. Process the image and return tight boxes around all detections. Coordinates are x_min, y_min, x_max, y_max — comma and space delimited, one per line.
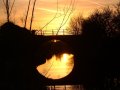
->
68, 2, 120, 89
0, 22, 46, 90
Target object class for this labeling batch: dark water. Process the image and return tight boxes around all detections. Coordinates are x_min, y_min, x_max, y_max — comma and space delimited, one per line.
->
46, 85, 85, 90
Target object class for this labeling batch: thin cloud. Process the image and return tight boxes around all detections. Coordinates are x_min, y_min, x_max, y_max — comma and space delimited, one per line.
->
84, 0, 104, 7
37, 8, 64, 14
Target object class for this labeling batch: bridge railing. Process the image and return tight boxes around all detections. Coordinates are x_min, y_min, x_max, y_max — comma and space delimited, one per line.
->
34, 29, 72, 35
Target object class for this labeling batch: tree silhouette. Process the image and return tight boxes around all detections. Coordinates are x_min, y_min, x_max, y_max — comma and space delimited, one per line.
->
68, 2, 120, 38
82, 8, 113, 39
68, 15, 83, 35
68, 2, 120, 89
19, 0, 75, 34
82, 7, 120, 89
0, 22, 46, 90
2, 0, 15, 22
24, 0, 31, 28
112, 2, 120, 36
30, 0, 37, 30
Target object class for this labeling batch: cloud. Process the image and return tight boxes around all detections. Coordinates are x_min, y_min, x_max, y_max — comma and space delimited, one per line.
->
76, 0, 104, 7
85, 0, 104, 7
37, 8, 64, 14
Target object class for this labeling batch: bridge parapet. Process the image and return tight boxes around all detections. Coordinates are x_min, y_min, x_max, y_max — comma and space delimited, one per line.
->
34, 29, 72, 35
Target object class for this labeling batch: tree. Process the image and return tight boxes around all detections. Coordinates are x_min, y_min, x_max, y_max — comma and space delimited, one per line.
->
82, 8, 113, 38
2, 0, 15, 22
68, 15, 83, 35
30, 0, 37, 30
68, 2, 120, 38
112, 2, 120, 36
2, 0, 75, 33
24, 0, 31, 28
68, 4, 120, 88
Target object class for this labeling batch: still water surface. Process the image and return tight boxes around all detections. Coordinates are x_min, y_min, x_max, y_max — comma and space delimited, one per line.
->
46, 85, 85, 90
37, 53, 74, 79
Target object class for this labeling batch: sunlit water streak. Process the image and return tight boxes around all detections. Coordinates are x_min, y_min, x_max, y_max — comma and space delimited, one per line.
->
36, 53, 74, 79
46, 85, 85, 90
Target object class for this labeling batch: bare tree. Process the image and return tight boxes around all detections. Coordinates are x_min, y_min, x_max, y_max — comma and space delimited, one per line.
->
2, 0, 76, 34
30, 0, 37, 30
6, 0, 9, 22
68, 14, 83, 35
2, 0, 15, 22
24, 0, 31, 28
68, 2, 120, 37
56, 0, 76, 35
113, 2, 120, 35
23, 0, 36, 30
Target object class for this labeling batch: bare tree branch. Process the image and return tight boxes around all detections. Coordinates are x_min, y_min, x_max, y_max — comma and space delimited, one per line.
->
24, 0, 31, 28
9, 0, 15, 15
30, 0, 37, 30
2, 0, 6, 7
68, 14, 83, 35
2, 0, 16, 22
6, 0, 10, 22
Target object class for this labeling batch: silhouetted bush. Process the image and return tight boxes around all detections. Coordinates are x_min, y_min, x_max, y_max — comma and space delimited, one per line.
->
69, 2, 120, 38
68, 15, 83, 35
0, 22, 46, 90
68, 2, 120, 89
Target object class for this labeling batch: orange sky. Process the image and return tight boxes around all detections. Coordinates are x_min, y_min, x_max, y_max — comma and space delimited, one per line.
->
0, 0, 119, 34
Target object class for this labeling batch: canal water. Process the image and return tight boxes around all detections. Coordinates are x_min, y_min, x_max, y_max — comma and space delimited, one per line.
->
46, 85, 85, 90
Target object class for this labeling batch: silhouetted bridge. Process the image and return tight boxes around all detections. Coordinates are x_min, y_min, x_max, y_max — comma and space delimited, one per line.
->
1, 22, 119, 90
34, 29, 70, 35
34, 35, 97, 87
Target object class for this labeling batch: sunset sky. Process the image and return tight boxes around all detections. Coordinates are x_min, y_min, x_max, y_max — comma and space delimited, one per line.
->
0, 0, 119, 34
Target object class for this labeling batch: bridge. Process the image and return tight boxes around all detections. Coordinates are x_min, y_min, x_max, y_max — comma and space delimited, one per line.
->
33, 35, 97, 86
32, 29, 77, 35
1, 22, 119, 90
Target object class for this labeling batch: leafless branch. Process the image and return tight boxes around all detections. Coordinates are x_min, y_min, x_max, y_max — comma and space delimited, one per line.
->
24, 0, 31, 28
9, 0, 15, 15
2, 0, 16, 22
6, 0, 10, 22
30, 0, 37, 30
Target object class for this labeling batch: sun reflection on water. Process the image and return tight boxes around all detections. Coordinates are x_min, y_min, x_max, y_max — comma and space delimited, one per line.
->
36, 53, 74, 79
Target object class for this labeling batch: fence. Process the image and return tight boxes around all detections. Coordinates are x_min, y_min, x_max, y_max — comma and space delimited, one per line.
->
34, 29, 72, 35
